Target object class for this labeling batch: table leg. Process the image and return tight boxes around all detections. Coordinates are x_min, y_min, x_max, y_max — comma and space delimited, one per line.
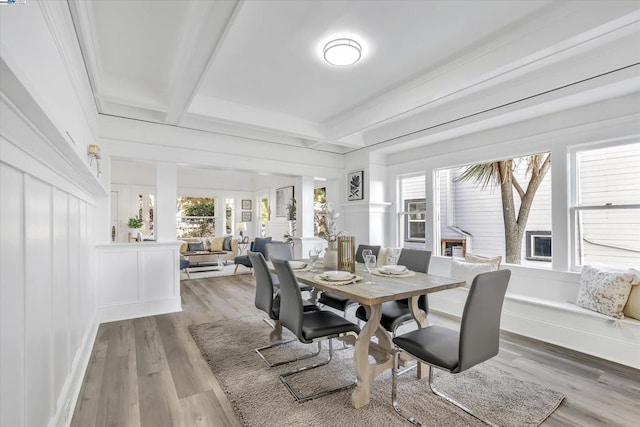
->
408, 295, 429, 379
351, 304, 394, 408
269, 320, 283, 342
309, 288, 319, 305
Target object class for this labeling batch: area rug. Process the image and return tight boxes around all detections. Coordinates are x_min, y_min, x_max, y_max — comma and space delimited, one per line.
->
189, 316, 564, 427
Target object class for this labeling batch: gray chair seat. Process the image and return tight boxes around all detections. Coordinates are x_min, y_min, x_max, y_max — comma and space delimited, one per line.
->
355, 298, 427, 333
300, 310, 361, 341
271, 297, 319, 319
318, 292, 357, 311
392, 325, 459, 371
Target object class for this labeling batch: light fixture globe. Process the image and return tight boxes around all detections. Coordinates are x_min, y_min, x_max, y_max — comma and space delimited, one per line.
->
323, 38, 362, 66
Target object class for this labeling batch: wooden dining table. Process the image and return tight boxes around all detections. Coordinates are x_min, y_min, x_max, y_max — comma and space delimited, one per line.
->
288, 263, 465, 409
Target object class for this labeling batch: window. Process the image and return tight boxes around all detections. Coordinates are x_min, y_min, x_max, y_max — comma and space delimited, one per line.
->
404, 199, 426, 242
436, 152, 552, 265
260, 196, 269, 237
314, 187, 327, 237
176, 197, 215, 238
525, 231, 552, 261
225, 198, 234, 235
572, 142, 640, 269
137, 193, 154, 236
399, 175, 426, 249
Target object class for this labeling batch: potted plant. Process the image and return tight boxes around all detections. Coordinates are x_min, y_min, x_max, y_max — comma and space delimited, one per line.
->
128, 216, 143, 233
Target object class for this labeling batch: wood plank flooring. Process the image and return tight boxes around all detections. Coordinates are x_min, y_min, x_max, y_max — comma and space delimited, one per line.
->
71, 275, 640, 427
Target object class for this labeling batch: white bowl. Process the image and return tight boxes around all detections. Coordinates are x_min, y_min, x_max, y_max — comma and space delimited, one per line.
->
379, 265, 407, 275
289, 261, 307, 270
322, 271, 353, 281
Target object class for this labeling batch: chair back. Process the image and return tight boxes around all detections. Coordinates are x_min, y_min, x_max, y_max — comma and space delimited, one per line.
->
265, 242, 293, 261
397, 249, 432, 273
252, 237, 273, 255
397, 249, 432, 311
249, 252, 277, 318
355, 245, 382, 263
272, 258, 304, 340
457, 269, 511, 373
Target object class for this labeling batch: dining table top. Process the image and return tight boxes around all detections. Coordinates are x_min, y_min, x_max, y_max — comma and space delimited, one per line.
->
280, 261, 464, 306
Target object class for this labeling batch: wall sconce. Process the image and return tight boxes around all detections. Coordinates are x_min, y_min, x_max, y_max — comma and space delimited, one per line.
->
87, 144, 101, 177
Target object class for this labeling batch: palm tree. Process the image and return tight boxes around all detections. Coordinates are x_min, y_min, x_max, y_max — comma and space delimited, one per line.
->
456, 153, 551, 264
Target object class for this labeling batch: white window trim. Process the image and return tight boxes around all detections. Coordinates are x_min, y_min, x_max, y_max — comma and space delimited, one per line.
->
568, 138, 640, 270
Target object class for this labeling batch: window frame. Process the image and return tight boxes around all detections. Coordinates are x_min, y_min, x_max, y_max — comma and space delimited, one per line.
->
569, 140, 640, 270
404, 198, 427, 242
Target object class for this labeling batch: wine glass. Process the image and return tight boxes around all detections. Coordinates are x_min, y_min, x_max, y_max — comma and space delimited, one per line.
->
361, 249, 373, 263
364, 254, 377, 284
309, 248, 321, 272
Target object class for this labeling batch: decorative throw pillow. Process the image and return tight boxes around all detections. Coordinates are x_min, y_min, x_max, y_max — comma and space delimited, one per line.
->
223, 236, 233, 251
179, 242, 188, 254
623, 269, 640, 320
464, 253, 501, 270
450, 258, 494, 287
210, 237, 225, 251
575, 265, 635, 319
253, 237, 272, 255
187, 242, 204, 252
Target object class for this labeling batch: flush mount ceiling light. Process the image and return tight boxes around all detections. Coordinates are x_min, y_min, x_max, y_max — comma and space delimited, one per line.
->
323, 38, 362, 66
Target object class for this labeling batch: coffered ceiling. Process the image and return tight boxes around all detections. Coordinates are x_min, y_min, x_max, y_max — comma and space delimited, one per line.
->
68, 0, 640, 154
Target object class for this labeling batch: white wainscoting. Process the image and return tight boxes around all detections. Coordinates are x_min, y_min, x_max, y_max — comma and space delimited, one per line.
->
0, 160, 98, 427
428, 257, 640, 369
96, 242, 183, 323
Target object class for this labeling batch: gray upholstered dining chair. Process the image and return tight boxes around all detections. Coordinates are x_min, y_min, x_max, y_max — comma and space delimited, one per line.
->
264, 241, 293, 261
391, 269, 511, 426
249, 252, 320, 367
272, 258, 361, 402
318, 244, 382, 317
264, 242, 314, 294
355, 249, 432, 336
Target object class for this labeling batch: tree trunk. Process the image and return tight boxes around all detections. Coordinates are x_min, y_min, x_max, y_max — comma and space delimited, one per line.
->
499, 161, 522, 264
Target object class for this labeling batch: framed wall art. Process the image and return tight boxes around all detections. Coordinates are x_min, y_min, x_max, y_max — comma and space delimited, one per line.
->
241, 199, 252, 210
347, 170, 364, 201
241, 211, 252, 222
276, 186, 294, 217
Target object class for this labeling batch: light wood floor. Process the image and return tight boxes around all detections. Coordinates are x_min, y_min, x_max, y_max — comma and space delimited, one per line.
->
71, 275, 640, 427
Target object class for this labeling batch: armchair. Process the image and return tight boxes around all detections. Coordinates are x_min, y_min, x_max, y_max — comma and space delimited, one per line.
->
233, 237, 272, 273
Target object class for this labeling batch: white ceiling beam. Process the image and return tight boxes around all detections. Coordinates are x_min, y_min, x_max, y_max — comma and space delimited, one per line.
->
165, 0, 241, 125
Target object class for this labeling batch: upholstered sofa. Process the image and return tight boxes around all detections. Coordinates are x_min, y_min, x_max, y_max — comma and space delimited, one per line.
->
179, 236, 238, 265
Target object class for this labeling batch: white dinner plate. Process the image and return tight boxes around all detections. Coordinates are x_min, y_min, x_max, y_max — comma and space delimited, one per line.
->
289, 261, 307, 270
322, 271, 354, 281
378, 265, 408, 275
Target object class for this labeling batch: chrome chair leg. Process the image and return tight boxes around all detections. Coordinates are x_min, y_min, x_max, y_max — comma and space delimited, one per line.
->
426, 365, 498, 427
392, 351, 497, 427
392, 351, 425, 427
279, 339, 356, 402
255, 339, 322, 368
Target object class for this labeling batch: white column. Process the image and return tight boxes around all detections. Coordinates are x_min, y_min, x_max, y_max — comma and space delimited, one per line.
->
156, 162, 177, 242
299, 176, 315, 237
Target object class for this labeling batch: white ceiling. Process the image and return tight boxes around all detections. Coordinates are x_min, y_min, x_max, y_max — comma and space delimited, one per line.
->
69, 0, 639, 154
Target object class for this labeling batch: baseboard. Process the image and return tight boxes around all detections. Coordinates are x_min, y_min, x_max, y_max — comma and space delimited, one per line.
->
49, 312, 99, 427
97, 296, 182, 324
